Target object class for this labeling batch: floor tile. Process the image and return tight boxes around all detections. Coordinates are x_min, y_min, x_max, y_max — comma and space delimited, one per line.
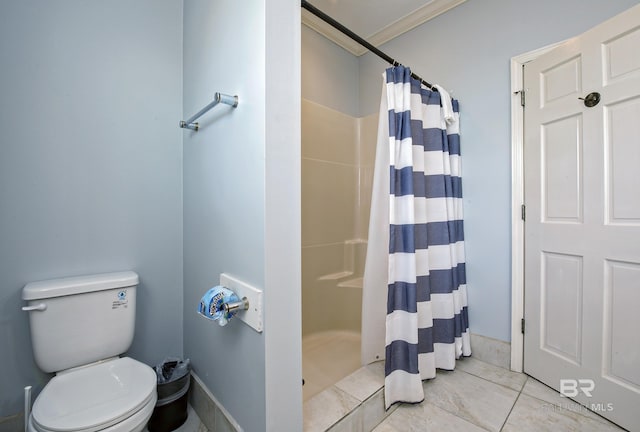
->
421, 369, 519, 431
328, 407, 363, 432
373, 401, 487, 432
335, 361, 385, 402
190, 356, 633, 432
521, 377, 569, 404
521, 377, 618, 426
502, 393, 626, 432
361, 389, 397, 432
304, 386, 360, 432
371, 420, 398, 432
455, 357, 527, 392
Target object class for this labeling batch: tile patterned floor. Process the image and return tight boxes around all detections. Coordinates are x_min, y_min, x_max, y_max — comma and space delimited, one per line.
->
372, 357, 626, 432
162, 360, 630, 432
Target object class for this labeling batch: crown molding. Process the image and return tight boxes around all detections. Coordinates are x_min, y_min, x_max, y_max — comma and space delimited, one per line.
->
302, 9, 367, 56
368, 0, 467, 47
302, 0, 467, 57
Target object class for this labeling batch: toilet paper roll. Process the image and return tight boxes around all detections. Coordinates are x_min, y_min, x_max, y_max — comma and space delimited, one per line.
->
197, 286, 240, 326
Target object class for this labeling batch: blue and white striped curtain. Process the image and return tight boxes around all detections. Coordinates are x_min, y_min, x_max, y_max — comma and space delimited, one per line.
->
382, 66, 471, 408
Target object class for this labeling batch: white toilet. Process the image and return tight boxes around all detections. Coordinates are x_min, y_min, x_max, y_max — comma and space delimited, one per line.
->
22, 272, 157, 432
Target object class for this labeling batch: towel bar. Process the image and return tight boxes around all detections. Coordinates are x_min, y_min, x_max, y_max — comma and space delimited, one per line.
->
180, 92, 238, 131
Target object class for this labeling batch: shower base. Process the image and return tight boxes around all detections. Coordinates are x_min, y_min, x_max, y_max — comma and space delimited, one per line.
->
302, 330, 361, 401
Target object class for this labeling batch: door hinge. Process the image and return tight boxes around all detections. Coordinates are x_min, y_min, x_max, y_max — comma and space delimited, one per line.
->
521, 204, 526, 221
515, 90, 525, 107
521, 318, 525, 334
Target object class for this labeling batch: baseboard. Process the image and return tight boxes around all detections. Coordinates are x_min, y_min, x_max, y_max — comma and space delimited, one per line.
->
470, 333, 511, 370
189, 372, 243, 432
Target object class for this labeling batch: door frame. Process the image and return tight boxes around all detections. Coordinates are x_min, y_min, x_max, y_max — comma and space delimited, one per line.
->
509, 40, 567, 373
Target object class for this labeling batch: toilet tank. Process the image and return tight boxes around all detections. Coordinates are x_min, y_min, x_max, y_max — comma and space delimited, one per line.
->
22, 271, 139, 373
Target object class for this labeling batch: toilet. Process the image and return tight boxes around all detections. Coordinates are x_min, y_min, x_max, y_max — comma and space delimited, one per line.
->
22, 272, 157, 432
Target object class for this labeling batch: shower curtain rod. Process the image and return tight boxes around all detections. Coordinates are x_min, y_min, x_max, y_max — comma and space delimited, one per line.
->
301, 0, 435, 91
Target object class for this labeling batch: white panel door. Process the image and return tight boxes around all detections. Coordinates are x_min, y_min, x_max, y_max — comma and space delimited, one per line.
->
524, 4, 640, 430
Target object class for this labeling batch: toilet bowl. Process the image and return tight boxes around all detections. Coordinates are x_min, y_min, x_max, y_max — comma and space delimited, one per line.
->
28, 357, 157, 432
22, 272, 157, 432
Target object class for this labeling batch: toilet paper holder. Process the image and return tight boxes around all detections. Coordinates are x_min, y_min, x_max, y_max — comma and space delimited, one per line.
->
222, 297, 249, 314
219, 273, 263, 333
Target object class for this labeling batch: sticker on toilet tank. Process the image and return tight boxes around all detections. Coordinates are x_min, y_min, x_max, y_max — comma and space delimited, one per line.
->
112, 290, 128, 309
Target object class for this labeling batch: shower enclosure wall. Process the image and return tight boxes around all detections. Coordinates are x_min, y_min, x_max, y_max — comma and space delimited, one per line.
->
301, 98, 378, 400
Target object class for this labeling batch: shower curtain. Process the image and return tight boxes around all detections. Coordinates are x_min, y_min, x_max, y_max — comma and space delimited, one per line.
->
362, 66, 471, 409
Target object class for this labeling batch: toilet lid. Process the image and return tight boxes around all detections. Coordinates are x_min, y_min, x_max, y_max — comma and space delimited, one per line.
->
32, 357, 157, 432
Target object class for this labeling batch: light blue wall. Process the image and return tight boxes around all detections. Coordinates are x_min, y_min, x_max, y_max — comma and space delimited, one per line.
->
302, 26, 360, 116
182, 0, 266, 429
0, 0, 184, 418
0, 0, 301, 427
183, 1, 301, 431
358, 0, 639, 341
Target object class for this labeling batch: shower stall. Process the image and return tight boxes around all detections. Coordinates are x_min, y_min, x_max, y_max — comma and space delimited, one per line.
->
300, 0, 472, 417
301, 98, 378, 401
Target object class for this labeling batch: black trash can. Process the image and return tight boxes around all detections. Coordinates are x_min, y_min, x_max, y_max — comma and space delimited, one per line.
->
148, 358, 191, 432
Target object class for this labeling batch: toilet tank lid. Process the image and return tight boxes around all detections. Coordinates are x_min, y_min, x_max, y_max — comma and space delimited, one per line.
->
23, 271, 139, 300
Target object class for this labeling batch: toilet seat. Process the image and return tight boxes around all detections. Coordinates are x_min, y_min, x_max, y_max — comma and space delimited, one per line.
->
28, 397, 156, 432
30, 357, 157, 432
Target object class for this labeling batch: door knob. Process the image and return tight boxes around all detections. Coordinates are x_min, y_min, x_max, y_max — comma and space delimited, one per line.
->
579, 92, 601, 107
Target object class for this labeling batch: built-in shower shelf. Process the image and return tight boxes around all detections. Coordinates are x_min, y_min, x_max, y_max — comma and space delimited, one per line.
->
317, 271, 354, 281
337, 277, 363, 289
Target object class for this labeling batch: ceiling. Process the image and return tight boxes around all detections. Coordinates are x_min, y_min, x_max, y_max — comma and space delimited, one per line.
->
302, 0, 467, 56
